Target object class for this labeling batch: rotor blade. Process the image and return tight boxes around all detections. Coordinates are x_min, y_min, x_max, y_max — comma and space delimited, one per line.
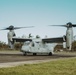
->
48, 25, 66, 27
0, 28, 10, 30
0, 25, 14, 30
0, 26, 34, 30
72, 25, 76, 27
14, 26, 34, 29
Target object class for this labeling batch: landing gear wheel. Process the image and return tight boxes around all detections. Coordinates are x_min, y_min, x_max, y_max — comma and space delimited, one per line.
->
23, 52, 27, 56
33, 53, 37, 56
49, 52, 52, 56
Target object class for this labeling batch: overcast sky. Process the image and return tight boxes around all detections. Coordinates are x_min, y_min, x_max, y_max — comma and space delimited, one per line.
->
0, 0, 76, 43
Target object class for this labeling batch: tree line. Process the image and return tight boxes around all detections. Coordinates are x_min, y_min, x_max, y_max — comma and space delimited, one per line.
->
0, 41, 76, 51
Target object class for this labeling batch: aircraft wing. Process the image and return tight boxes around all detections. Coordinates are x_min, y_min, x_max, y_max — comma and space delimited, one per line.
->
12, 37, 32, 42
42, 36, 66, 43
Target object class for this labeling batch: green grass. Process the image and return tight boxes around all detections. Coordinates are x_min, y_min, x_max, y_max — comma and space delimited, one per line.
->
0, 58, 76, 75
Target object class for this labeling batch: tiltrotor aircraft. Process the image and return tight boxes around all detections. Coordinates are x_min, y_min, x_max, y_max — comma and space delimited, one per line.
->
12, 22, 76, 56
1, 25, 34, 49
13, 35, 65, 56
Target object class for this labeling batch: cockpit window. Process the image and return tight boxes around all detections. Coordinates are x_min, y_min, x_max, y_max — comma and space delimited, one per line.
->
24, 41, 30, 45
36, 42, 40, 43
32, 42, 35, 47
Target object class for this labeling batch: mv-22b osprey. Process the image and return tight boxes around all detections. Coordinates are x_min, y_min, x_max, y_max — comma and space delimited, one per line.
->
12, 22, 76, 56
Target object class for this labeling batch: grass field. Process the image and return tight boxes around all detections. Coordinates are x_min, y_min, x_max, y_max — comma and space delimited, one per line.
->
0, 58, 76, 75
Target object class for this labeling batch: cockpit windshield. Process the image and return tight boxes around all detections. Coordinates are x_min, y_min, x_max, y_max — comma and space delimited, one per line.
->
24, 41, 30, 45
